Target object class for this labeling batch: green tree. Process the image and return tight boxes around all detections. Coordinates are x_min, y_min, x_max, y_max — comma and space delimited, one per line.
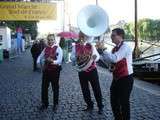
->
123, 23, 134, 40
5, 21, 38, 40
138, 19, 160, 41
123, 18, 160, 42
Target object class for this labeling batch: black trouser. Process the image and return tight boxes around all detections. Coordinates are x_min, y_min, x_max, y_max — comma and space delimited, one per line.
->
41, 67, 61, 106
33, 57, 38, 70
110, 74, 134, 120
78, 68, 103, 108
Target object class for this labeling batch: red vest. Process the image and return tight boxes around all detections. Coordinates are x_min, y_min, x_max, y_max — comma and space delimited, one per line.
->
75, 43, 96, 72
112, 42, 128, 79
44, 46, 58, 71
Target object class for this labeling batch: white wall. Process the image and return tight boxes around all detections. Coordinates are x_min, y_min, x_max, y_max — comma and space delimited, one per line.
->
0, 27, 11, 50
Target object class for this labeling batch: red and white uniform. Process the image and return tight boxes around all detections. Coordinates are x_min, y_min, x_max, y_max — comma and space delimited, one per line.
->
37, 44, 63, 69
44, 46, 58, 70
71, 42, 100, 72
102, 41, 133, 79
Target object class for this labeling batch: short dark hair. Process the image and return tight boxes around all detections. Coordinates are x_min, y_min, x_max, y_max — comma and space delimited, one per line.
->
47, 34, 55, 41
79, 31, 87, 40
112, 28, 125, 39
79, 31, 86, 37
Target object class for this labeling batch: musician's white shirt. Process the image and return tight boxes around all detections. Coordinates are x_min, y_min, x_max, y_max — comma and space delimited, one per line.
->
101, 42, 133, 75
37, 44, 63, 65
70, 42, 100, 63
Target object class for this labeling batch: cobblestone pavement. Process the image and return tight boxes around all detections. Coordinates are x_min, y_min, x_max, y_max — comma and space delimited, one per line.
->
0, 50, 160, 120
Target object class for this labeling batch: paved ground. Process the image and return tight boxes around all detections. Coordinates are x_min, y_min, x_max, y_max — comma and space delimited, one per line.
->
0, 49, 160, 120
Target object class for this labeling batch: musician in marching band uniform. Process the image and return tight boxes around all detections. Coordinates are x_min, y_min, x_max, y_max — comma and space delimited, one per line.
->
37, 34, 63, 111
71, 31, 104, 114
100, 28, 134, 120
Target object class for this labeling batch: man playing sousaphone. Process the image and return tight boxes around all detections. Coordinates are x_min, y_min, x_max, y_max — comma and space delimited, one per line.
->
70, 31, 104, 114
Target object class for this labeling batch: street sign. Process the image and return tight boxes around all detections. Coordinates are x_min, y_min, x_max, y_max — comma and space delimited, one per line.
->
0, 2, 57, 21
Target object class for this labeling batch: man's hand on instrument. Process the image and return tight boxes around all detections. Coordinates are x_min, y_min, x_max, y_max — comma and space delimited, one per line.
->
46, 57, 54, 64
92, 55, 97, 60
50, 61, 55, 65
49, 58, 54, 64
98, 47, 107, 55
96, 42, 106, 55
46, 57, 51, 61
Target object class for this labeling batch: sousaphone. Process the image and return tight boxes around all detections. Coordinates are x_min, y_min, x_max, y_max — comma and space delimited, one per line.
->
77, 5, 109, 37
75, 5, 109, 71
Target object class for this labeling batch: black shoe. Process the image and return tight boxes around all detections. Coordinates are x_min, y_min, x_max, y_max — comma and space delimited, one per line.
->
39, 104, 48, 111
98, 105, 104, 114
33, 69, 37, 72
98, 108, 103, 114
52, 104, 58, 112
82, 105, 93, 111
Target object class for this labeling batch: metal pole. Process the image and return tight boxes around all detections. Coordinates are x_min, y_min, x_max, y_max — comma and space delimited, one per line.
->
133, 0, 139, 58
96, 0, 98, 5
63, 0, 65, 31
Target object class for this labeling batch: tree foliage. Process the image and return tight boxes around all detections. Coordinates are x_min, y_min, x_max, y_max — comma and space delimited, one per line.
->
123, 18, 160, 41
123, 23, 134, 40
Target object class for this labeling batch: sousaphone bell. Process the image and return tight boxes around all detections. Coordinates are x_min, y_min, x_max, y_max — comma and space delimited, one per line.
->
75, 5, 109, 71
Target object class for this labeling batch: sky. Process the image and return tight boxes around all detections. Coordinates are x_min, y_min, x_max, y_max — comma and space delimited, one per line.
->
99, 0, 160, 24
38, 0, 160, 34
